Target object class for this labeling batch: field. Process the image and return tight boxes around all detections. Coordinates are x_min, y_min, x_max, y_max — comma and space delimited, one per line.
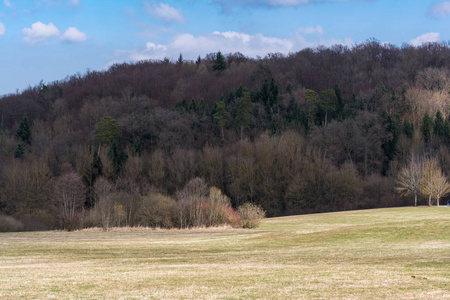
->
0, 207, 449, 299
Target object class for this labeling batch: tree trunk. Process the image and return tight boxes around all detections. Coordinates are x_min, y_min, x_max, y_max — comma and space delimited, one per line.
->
414, 192, 417, 207
437, 196, 440, 207
428, 195, 432, 207
240, 124, 244, 140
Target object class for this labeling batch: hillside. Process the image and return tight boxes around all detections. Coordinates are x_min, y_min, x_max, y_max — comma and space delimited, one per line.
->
0, 207, 449, 298
1, 41, 450, 230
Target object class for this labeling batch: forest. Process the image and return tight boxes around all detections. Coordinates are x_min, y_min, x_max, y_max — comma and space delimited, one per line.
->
1, 39, 450, 231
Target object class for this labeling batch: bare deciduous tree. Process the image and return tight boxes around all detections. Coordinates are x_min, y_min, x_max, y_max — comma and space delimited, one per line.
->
420, 157, 450, 206
396, 155, 423, 206
94, 177, 114, 230
52, 171, 85, 230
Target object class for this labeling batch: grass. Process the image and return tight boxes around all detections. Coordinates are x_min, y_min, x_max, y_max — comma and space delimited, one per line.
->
0, 207, 449, 299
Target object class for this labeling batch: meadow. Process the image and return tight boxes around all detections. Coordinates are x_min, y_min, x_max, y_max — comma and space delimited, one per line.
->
0, 207, 449, 299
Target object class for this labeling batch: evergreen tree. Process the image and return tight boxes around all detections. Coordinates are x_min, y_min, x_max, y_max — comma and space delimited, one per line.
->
334, 84, 344, 118
319, 89, 338, 126
188, 98, 197, 113
14, 142, 25, 159
234, 92, 254, 140
213, 100, 229, 140
213, 51, 227, 71
434, 110, 446, 137
16, 115, 31, 144
305, 89, 320, 127
108, 142, 128, 176
421, 112, 434, 143
196, 55, 201, 65
175, 99, 188, 112
402, 119, 414, 139
94, 116, 120, 146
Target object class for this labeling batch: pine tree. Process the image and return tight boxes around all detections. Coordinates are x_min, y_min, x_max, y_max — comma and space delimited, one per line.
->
16, 115, 31, 144
14, 142, 25, 159
234, 92, 254, 140
421, 112, 433, 143
434, 110, 445, 137
402, 119, 414, 139
213, 51, 227, 71
188, 98, 197, 113
213, 100, 229, 140
94, 116, 120, 146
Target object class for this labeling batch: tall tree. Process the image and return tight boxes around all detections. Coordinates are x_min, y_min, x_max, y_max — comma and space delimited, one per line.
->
94, 116, 120, 147
396, 156, 423, 206
213, 100, 229, 140
234, 92, 254, 140
16, 115, 31, 144
305, 89, 320, 128
421, 112, 433, 143
319, 89, 338, 126
420, 157, 450, 206
213, 51, 227, 71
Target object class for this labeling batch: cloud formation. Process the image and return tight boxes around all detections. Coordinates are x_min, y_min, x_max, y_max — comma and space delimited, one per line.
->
68, 0, 81, 8
22, 21, 87, 44
428, 1, 450, 17
0, 22, 5, 35
409, 32, 440, 46
22, 21, 60, 44
114, 30, 353, 63
62, 26, 87, 42
213, 0, 374, 13
3, 0, 11, 7
298, 25, 323, 35
145, 2, 185, 24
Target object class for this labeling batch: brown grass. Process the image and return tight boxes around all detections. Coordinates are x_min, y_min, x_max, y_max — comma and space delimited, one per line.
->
0, 207, 449, 299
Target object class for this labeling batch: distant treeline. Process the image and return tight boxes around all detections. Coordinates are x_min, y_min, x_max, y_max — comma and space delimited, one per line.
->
1, 39, 450, 230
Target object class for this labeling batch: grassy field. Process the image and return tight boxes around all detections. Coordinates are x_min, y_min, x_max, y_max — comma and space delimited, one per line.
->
0, 207, 449, 299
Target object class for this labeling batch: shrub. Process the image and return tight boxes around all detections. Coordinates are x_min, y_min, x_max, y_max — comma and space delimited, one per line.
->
237, 203, 266, 229
0, 215, 24, 232
139, 193, 178, 228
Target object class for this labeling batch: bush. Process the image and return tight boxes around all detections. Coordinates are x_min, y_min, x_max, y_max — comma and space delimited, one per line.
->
237, 203, 266, 229
0, 215, 24, 232
139, 193, 178, 228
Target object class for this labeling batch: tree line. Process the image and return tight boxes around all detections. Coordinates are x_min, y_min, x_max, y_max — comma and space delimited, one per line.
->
1, 40, 450, 231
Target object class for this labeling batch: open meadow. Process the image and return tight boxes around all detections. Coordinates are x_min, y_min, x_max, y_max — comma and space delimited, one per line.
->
0, 207, 449, 299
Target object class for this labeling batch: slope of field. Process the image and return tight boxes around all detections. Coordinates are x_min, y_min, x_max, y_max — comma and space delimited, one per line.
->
0, 207, 449, 299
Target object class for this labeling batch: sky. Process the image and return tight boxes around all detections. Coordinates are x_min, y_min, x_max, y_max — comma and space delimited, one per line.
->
1, 0, 450, 96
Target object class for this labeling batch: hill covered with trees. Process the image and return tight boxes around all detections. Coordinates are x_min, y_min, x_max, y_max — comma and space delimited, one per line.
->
1, 40, 450, 231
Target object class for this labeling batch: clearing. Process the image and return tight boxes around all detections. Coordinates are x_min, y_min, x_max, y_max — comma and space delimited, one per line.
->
0, 207, 449, 299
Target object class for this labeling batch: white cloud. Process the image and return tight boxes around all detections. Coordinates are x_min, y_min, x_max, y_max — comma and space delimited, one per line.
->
213, 0, 374, 13
61, 27, 87, 42
71, 0, 80, 6
4, 0, 11, 7
409, 32, 440, 47
22, 22, 87, 44
298, 25, 323, 35
0, 22, 5, 35
22, 21, 60, 44
113, 30, 353, 64
429, 1, 450, 17
145, 2, 185, 24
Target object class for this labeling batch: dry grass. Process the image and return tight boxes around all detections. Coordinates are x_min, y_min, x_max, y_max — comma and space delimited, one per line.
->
0, 207, 449, 299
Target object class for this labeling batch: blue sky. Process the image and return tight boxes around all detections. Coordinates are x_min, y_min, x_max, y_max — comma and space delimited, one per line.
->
1, 0, 450, 96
